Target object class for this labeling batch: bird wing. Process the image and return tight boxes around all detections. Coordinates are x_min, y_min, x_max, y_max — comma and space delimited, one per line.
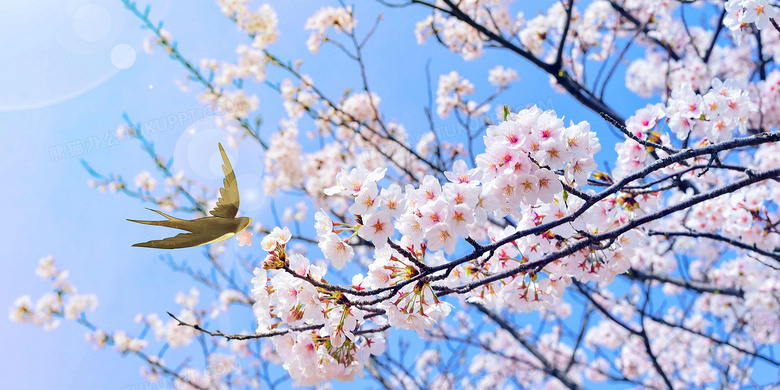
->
131, 231, 217, 249
209, 143, 240, 219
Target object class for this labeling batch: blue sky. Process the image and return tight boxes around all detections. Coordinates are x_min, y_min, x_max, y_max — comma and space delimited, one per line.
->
0, 1, 652, 389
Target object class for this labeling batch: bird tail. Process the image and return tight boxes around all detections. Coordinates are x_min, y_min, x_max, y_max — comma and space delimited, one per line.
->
145, 208, 182, 220
127, 208, 190, 230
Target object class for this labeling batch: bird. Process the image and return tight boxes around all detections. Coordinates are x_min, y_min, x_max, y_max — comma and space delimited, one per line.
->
127, 143, 252, 249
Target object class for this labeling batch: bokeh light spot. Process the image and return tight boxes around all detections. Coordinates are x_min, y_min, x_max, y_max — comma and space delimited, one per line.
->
110, 43, 136, 69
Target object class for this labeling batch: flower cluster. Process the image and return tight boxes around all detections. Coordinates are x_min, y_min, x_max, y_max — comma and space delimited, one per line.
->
134, 170, 158, 192
415, 1, 516, 60
10, 256, 98, 331
235, 3, 280, 49
686, 185, 777, 249
613, 78, 757, 179
213, 44, 269, 86
263, 124, 305, 194
487, 65, 520, 87
436, 71, 480, 118
724, 0, 778, 32
304, 6, 356, 54
303, 107, 642, 323
478, 106, 600, 211
666, 79, 756, 142
19, 1, 780, 388
250, 226, 389, 385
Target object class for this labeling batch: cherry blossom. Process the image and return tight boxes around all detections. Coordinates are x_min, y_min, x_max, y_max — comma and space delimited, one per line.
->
14, 1, 780, 388
236, 229, 253, 246
357, 210, 394, 246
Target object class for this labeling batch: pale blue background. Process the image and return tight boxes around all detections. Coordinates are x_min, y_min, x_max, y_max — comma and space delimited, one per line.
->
0, 1, 644, 389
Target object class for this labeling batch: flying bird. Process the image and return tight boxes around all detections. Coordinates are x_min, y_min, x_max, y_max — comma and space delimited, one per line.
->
128, 143, 252, 249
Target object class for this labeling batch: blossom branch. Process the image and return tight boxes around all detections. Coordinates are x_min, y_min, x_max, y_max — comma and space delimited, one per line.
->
120, 0, 267, 149
437, 166, 780, 296
624, 267, 745, 298
648, 230, 780, 263
471, 302, 586, 390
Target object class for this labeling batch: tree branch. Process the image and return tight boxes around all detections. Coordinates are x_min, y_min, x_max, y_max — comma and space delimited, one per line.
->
471, 302, 585, 390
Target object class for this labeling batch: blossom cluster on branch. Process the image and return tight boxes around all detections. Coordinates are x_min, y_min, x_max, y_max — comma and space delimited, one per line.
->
11, 0, 780, 389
